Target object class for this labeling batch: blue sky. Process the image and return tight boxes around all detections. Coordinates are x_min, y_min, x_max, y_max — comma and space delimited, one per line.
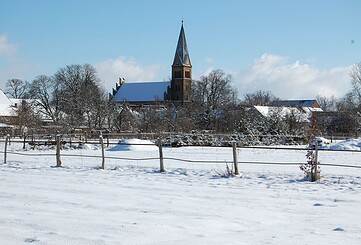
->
1, 0, 360, 99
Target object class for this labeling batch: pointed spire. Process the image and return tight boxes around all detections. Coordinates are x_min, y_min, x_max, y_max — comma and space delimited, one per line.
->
173, 21, 191, 67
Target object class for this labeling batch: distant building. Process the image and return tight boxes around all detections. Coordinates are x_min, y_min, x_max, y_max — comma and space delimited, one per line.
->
0, 89, 20, 134
271, 99, 321, 109
253, 105, 320, 123
0, 89, 16, 119
0, 89, 52, 133
111, 21, 192, 105
251, 99, 323, 123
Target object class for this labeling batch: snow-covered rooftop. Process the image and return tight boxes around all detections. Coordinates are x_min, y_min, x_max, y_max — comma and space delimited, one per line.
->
0, 89, 12, 104
113, 81, 170, 102
0, 103, 15, 117
0, 90, 15, 117
254, 105, 320, 122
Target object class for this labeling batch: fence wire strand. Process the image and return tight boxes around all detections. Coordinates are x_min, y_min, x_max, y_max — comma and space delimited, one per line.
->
1, 134, 361, 170
1, 148, 361, 170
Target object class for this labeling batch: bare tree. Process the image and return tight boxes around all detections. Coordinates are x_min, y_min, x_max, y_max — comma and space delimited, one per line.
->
5, 78, 29, 99
332, 63, 361, 136
192, 69, 237, 110
14, 100, 42, 130
29, 75, 62, 124
107, 101, 135, 131
243, 90, 278, 106
88, 88, 111, 129
191, 69, 238, 131
316, 95, 338, 112
350, 62, 361, 104
54, 64, 102, 128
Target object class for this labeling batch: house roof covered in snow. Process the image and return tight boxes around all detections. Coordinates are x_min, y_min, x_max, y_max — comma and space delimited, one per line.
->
0, 89, 12, 104
254, 105, 321, 123
113, 81, 170, 103
0, 90, 15, 117
0, 104, 15, 117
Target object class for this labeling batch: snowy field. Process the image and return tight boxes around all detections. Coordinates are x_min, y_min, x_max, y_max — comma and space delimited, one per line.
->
0, 139, 361, 244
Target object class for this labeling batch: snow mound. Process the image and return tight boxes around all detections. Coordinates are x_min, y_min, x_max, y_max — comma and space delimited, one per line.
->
328, 138, 361, 151
107, 139, 158, 151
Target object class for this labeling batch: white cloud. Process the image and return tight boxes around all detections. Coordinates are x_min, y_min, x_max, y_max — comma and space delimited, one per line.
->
0, 34, 17, 56
204, 57, 214, 64
234, 53, 351, 99
202, 67, 214, 77
94, 57, 162, 91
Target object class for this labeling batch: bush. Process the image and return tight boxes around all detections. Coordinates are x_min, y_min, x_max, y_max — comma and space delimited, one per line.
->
300, 149, 321, 181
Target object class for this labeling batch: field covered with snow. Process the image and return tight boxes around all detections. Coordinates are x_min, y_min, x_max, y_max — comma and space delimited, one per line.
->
0, 138, 361, 244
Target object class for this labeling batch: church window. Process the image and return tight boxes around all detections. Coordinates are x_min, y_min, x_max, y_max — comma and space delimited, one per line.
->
174, 71, 182, 78
185, 71, 191, 78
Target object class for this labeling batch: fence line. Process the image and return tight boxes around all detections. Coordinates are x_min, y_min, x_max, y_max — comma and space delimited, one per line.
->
0, 149, 306, 165
1, 132, 361, 178
3, 138, 361, 153
2, 149, 360, 169
1, 144, 361, 171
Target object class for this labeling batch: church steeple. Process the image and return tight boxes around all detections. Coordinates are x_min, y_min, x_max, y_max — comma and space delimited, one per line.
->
170, 21, 192, 102
173, 21, 191, 67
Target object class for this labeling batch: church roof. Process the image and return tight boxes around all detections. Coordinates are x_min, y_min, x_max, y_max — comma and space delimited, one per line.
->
173, 22, 191, 67
113, 81, 170, 103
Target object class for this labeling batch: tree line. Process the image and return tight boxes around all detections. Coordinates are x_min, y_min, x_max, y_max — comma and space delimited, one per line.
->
4, 63, 361, 138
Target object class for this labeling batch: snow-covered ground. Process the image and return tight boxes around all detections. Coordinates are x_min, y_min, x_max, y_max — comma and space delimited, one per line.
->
0, 139, 361, 244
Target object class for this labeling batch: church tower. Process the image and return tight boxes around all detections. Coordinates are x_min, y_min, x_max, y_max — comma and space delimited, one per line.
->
170, 21, 192, 102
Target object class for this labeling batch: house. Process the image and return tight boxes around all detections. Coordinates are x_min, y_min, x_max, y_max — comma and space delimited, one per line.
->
111, 21, 192, 105
0, 89, 18, 134
0, 89, 53, 133
253, 106, 317, 123
252, 99, 323, 123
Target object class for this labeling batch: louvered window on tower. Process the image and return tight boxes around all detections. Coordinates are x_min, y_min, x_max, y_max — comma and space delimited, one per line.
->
174, 71, 182, 78
185, 71, 191, 78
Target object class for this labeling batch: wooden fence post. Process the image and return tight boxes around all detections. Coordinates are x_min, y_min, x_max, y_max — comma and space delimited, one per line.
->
100, 135, 105, 170
4, 134, 9, 164
158, 137, 165, 172
56, 134, 62, 167
313, 143, 319, 181
23, 132, 26, 150
105, 130, 110, 147
232, 142, 239, 175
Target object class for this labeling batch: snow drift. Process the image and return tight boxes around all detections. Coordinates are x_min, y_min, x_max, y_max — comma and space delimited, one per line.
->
107, 138, 158, 151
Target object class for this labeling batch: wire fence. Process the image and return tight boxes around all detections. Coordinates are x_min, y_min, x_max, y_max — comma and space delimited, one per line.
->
1, 135, 361, 175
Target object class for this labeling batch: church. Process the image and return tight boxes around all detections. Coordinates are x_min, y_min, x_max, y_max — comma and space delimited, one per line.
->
110, 21, 192, 104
